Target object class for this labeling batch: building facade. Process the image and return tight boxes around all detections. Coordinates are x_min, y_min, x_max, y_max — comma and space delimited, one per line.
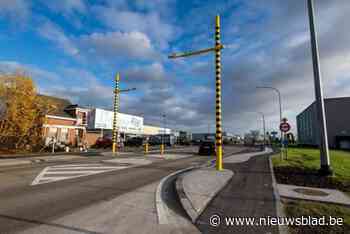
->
297, 97, 350, 149
43, 104, 89, 147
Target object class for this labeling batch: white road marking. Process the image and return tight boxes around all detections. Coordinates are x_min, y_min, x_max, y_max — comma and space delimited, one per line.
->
31, 164, 127, 186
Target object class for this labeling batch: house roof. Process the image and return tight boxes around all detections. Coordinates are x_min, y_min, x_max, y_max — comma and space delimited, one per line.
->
37, 94, 73, 118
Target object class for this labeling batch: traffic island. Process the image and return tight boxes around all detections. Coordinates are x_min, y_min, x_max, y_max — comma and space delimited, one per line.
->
176, 168, 233, 223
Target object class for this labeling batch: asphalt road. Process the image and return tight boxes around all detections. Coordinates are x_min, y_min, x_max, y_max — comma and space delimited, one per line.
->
196, 153, 279, 234
0, 145, 247, 234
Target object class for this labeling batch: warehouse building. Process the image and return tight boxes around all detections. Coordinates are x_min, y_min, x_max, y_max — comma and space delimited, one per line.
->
297, 97, 350, 149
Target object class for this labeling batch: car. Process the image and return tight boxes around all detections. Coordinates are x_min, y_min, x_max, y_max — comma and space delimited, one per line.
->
198, 140, 216, 156
94, 136, 123, 149
125, 137, 143, 147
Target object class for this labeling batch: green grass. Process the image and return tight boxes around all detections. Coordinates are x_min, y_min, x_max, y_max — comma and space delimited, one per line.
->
272, 147, 350, 182
283, 199, 350, 234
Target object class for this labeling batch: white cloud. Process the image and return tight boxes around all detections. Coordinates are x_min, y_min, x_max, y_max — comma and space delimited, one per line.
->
94, 6, 174, 49
42, 0, 87, 15
38, 21, 79, 56
0, 0, 30, 23
124, 62, 165, 83
79, 31, 158, 60
0, 61, 59, 81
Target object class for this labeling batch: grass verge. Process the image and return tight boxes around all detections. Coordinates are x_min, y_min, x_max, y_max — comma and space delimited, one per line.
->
283, 199, 350, 234
272, 147, 350, 193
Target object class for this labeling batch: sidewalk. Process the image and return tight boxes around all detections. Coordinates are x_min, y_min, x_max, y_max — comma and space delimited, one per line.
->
0, 154, 88, 168
277, 184, 350, 206
194, 148, 280, 234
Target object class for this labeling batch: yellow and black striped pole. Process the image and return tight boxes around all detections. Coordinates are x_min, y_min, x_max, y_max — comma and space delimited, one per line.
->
215, 15, 223, 171
112, 73, 120, 155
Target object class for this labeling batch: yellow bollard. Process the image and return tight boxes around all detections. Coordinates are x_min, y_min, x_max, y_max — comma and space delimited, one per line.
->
144, 143, 149, 154
112, 142, 116, 154
160, 144, 164, 155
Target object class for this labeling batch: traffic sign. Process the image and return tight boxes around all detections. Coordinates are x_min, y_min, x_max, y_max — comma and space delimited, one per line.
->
280, 122, 291, 132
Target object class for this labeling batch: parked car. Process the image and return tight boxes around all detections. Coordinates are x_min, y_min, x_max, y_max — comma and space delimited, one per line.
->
198, 140, 216, 156
94, 137, 112, 148
94, 136, 123, 149
125, 137, 143, 147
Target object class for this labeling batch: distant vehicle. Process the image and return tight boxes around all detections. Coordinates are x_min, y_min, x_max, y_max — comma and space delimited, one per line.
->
161, 134, 175, 146
94, 136, 123, 149
198, 140, 216, 156
148, 135, 162, 145
149, 134, 175, 146
125, 137, 143, 147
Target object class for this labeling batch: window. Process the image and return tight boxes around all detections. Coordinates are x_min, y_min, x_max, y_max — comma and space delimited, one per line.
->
48, 127, 57, 138
59, 128, 69, 143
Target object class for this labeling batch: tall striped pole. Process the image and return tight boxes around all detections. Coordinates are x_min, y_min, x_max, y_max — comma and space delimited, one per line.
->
215, 15, 223, 171
112, 73, 120, 155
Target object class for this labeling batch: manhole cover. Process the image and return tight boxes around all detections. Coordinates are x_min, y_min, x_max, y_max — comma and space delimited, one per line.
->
293, 188, 329, 197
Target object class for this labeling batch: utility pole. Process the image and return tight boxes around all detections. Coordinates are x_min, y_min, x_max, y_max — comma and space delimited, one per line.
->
307, 0, 331, 175
168, 15, 224, 171
112, 73, 136, 155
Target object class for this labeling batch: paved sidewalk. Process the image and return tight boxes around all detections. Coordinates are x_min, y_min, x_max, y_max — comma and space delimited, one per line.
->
147, 153, 193, 160
0, 159, 32, 167
196, 149, 279, 234
278, 184, 350, 206
0, 155, 86, 168
177, 168, 233, 222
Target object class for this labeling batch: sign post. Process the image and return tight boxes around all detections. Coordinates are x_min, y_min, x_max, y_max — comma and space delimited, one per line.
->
279, 118, 291, 160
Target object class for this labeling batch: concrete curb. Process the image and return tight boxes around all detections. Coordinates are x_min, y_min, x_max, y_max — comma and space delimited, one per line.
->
269, 155, 289, 234
175, 169, 233, 223
175, 175, 198, 222
155, 166, 197, 224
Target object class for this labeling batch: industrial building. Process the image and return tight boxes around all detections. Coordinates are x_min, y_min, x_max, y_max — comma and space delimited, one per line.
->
40, 95, 176, 148
297, 97, 350, 149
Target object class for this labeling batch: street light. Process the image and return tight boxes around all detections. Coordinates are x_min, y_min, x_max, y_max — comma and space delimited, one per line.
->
161, 114, 166, 154
257, 112, 266, 147
307, 0, 331, 175
112, 73, 136, 155
256, 86, 283, 157
168, 15, 224, 171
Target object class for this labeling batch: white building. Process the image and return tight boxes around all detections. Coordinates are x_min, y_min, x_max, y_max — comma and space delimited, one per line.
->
87, 108, 143, 135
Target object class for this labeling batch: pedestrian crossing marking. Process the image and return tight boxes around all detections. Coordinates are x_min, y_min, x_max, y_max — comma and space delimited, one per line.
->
31, 164, 127, 186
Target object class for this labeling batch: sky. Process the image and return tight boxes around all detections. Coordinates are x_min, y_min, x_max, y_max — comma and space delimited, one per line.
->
0, 0, 349, 135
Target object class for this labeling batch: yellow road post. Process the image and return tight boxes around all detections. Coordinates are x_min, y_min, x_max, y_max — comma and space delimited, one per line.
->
144, 142, 149, 154
112, 73, 120, 155
215, 15, 223, 171
168, 15, 224, 171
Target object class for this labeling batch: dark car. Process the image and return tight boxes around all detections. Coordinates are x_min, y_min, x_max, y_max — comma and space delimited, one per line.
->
94, 136, 123, 149
198, 140, 216, 156
94, 137, 112, 148
125, 137, 143, 147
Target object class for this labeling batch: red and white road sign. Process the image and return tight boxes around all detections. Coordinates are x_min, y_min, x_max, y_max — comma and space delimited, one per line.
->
280, 122, 291, 133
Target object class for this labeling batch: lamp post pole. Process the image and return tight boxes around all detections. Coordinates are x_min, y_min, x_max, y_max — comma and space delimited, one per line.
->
112, 73, 120, 155
161, 114, 166, 154
168, 15, 224, 171
307, 0, 332, 175
258, 112, 266, 147
215, 15, 223, 171
256, 86, 283, 157
112, 73, 136, 155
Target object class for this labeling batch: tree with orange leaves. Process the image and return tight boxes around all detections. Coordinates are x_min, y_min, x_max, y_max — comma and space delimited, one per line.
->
0, 73, 54, 152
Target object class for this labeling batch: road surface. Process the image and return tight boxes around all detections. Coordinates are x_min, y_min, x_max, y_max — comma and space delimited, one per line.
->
0, 145, 247, 234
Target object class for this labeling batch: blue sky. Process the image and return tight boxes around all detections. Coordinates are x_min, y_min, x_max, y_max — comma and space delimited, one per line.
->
0, 0, 349, 135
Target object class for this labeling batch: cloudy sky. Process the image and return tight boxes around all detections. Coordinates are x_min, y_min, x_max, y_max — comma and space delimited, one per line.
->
0, 0, 349, 135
